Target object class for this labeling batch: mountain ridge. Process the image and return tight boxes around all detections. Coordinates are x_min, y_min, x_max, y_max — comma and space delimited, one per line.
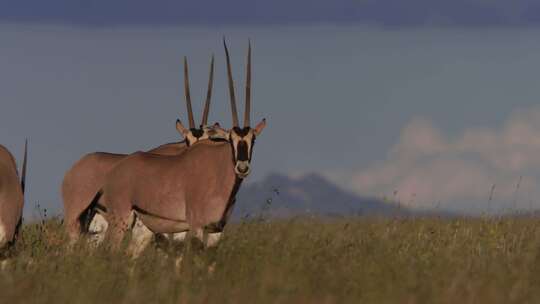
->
234, 172, 408, 219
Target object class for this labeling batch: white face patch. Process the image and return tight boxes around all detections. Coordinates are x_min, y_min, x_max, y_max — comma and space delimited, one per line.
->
245, 133, 254, 154
185, 132, 200, 146
231, 133, 242, 154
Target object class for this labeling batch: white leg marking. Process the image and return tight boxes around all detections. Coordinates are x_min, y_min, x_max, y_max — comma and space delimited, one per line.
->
174, 255, 184, 274
205, 232, 222, 248
128, 216, 153, 258
171, 232, 187, 243
88, 213, 108, 245
208, 262, 216, 275
0, 223, 7, 249
193, 228, 204, 243
0, 259, 9, 271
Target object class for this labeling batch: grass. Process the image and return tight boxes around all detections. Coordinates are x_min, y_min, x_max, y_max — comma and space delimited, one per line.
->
1, 216, 540, 303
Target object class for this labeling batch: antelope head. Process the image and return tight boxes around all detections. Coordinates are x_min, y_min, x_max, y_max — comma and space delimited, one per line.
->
222, 39, 267, 179
175, 55, 229, 146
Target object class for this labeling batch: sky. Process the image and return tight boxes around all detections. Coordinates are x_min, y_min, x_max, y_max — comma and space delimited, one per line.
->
0, 0, 539, 27
2, 2, 540, 216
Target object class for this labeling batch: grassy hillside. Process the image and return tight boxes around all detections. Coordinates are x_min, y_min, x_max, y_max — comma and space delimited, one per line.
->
1, 216, 540, 303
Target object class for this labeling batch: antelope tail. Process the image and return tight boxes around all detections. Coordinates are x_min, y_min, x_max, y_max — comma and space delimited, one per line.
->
21, 139, 28, 194
12, 139, 28, 246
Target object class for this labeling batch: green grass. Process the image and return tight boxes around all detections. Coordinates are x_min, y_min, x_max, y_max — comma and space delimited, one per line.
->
2, 216, 540, 303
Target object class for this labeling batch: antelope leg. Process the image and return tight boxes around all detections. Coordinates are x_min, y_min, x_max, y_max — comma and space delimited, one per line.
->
204, 232, 222, 248
0, 223, 8, 250
106, 211, 133, 250
88, 213, 108, 246
128, 216, 153, 258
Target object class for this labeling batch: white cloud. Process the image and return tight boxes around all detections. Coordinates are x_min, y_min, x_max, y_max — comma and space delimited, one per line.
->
345, 106, 540, 211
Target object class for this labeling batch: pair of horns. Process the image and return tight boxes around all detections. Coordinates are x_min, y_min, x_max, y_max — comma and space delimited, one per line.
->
224, 39, 251, 128
183, 55, 214, 129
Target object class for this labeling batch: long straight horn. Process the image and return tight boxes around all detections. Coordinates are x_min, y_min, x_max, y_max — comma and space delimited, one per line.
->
183, 56, 196, 129
21, 139, 27, 194
201, 55, 214, 126
224, 38, 239, 127
244, 40, 251, 128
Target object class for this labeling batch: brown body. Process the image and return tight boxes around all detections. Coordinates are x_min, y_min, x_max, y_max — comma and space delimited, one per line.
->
61, 142, 187, 240
101, 140, 239, 243
0, 144, 26, 249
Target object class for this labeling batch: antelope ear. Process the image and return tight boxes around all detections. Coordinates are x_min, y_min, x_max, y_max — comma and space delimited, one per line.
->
176, 119, 190, 137
253, 118, 267, 136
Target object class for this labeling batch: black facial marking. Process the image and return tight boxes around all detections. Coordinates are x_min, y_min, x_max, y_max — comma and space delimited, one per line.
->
237, 140, 249, 161
190, 128, 205, 138
233, 126, 251, 136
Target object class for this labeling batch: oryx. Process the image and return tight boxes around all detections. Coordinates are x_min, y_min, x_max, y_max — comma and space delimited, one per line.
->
62, 56, 226, 242
0, 141, 27, 250
96, 40, 266, 256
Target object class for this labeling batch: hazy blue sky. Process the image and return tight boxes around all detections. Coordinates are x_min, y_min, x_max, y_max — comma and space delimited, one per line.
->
3, 2, 540, 216
1, 0, 539, 27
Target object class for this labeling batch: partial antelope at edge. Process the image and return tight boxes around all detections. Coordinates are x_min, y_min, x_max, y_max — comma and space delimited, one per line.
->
0, 141, 27, 250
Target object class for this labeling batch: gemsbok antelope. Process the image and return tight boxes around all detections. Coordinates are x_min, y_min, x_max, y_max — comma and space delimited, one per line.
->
62, 55, 226, 242
96, 40, 266, 255
0, 141, 27, 250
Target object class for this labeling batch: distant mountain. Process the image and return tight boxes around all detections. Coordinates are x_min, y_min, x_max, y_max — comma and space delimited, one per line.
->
2, 1, 540, 27
233, 173, 408, 219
